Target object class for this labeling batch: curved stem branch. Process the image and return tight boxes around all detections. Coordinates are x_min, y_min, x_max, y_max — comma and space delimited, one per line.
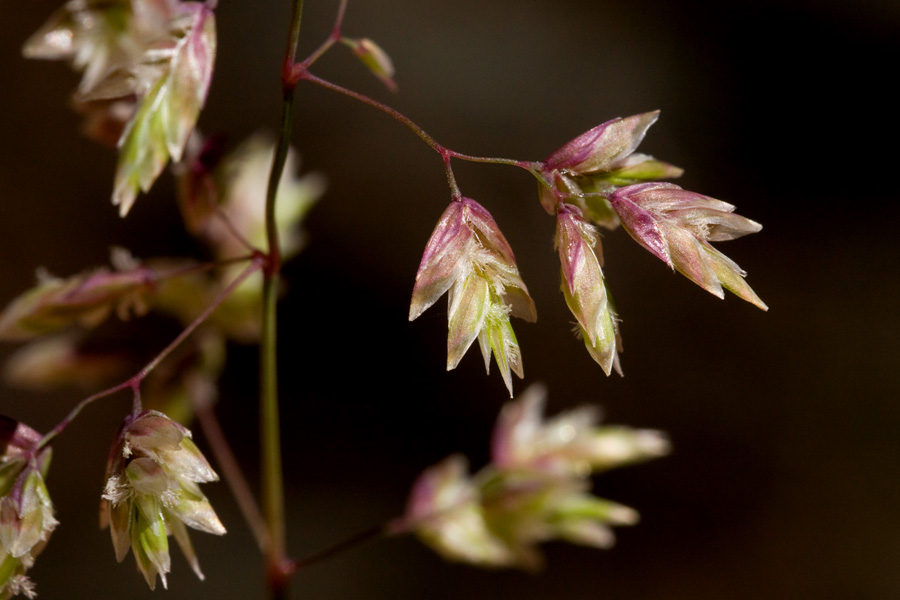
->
300, 0, 348, 68
302, 71, 442, 151
37, 257, 263, 451
291, 524, 386, 571
152, 254, 258, 281
447, 150, 542, 172
299, 71, 541, 176
194, 394, 270, 552
138, 257, 263, 380
215, 206, 261, 254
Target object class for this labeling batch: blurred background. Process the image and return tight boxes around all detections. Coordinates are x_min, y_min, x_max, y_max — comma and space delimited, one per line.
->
2, 0, 899, 598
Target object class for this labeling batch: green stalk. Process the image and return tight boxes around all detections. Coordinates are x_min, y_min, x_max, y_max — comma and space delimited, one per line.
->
260, 265, 286, 599
260, 1, 305, 598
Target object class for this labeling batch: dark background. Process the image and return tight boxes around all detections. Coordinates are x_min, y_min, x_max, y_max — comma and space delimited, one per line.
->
2, 0, 899, 598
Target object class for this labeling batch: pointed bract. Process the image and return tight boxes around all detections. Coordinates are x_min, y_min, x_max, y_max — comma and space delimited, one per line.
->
477, 303, 523, 396
410, 201, 473, 321
605, 152, 684, 183
0, 420, 42, 463
610, 182, 767, 310
447, 274, 490, 371
0, 465, 58, 560
165, 6, 216, 161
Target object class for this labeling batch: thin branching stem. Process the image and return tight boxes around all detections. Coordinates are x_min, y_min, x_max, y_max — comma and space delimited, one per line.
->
301, 0, 348, 68
259, 262, 286, 599
139, 257, 264, 379
130, 384, 142, 414
299, 71, 543, 180
152, 253, 258, 282
291, 524, 386, 571
301, 72, 442, 151
194, 394, 270, 552
215, 206, 261, 254
37, 257, 264, 451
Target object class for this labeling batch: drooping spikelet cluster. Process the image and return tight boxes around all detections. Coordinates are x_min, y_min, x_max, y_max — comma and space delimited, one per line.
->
101, 410, 225, 590
392, 385, 669, 569
23, 0, 218, 215
410, 198, 537, 396
0, 419, 57, 600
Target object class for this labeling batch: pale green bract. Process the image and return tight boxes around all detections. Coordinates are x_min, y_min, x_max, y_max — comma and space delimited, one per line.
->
114, 5, 217, 215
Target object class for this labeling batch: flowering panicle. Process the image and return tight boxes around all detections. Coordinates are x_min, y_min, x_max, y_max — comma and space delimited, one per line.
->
101, 410, 224, 590
393, 385, 668, 570
0, 418, 57, 600
23, 0, 173, 96
490, 385, 669, 476
23, 0, 175, 148
410, 198, 536, 395
7, 0, 767, 590
0, 131, 324, 420
0, 252, 221, 419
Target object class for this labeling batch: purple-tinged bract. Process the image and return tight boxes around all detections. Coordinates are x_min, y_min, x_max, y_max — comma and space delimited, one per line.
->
610, 182, 767, 310
546, 111, 660, 175
538, 111, 682, 231
554, 206, 621, 375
